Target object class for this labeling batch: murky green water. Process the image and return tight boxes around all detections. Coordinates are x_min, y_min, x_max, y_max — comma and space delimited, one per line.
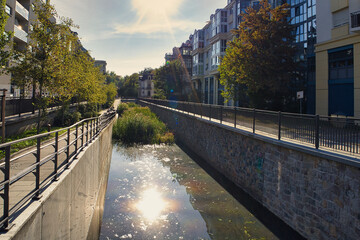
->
99, 144, 279, 240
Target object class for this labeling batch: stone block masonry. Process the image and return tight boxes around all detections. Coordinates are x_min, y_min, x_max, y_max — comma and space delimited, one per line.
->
141, 101, 360, 240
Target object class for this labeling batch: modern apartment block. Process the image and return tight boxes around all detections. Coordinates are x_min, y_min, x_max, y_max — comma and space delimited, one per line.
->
190, 0, 318, 112
192, 0, 241, 106
289, 0, 317, 114
0, 0, 36, 97
316, 0, 360, 118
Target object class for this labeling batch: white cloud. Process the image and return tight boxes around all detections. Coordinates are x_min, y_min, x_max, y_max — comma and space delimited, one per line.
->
112, 0, 203, 35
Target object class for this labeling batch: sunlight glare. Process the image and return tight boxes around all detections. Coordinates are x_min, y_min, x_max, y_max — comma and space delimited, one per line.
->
132, 0, 183, 19
136, 188, 168, 222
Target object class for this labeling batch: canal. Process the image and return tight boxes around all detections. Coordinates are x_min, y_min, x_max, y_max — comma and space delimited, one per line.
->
99, 143, 280, 240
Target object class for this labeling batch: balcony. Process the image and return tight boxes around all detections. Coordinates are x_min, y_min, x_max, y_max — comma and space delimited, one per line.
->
14, 26, 28, 43
350, 11, 360, 32
15, 1, 29, 21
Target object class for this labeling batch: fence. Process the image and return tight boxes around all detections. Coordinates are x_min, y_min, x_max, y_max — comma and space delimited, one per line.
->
0, 109, 116, 230
140, 98, 360, 156
0, 98, 35, 121
0, 97, 85, 121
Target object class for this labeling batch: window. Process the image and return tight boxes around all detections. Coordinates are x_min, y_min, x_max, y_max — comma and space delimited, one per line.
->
5, 5, 12, 15
221, 40, 227, 52
333, 9, 349, 28
221, 11, 227, 22
351, 12, 360, 28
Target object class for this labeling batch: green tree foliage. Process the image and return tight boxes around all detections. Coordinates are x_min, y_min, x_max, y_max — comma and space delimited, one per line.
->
154, 60, 190, 100
8, 1, 113, 131
0, 0, 12, 70
219, 0, 299, 110
119, 73, 139, 98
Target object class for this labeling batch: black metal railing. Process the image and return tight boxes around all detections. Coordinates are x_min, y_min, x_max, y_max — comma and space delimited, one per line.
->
140, 98, 360, 156
0, 108, 116, 230
0, 97, 87, 121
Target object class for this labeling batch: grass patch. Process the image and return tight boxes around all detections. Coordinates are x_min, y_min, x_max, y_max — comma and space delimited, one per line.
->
113, 104, 174, 145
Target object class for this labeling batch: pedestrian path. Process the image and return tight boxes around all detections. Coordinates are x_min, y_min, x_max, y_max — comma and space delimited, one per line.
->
141, 100, 360, 160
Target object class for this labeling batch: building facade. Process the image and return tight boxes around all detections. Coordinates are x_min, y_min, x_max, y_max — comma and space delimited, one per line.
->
94, 60, 107, 75
164, 36, 193, 99
190, 0, 317, 112
316, 0, 360, 118
192, 0, 241, 105
138, 71, 154, 98
1, 0, 36, 97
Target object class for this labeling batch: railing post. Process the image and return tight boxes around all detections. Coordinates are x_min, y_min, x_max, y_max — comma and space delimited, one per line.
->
200, 103, 203, 118
86, 121, 89, 145
66, 129, 70, 168
2, 146, 12, 230
234, 106, 237, 128
209, 104, 212, 121
220, 105, 223, 124
315, 115, 320, 149
81, 122, 84, 148
54, 132, 59, 181
75, 125, 78, 153
253, 108, 256, 134
90, 120, 93, 142
278, 111, 282, 140
34, 138, 41, 199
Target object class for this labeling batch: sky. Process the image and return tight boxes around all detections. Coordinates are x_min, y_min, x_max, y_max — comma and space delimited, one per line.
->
51, 0, 226, 77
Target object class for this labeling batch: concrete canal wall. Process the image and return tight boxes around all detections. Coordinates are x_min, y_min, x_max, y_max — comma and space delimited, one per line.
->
0, 119, 115, 240
142, 101, 360, 240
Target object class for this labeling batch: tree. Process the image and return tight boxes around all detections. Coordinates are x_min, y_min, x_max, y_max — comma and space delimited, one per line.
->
119, 73, 139, 98
219, 0, 299, 110
0, 0, 12, 70
8, 1, 79, 132
154, 60, 190, 100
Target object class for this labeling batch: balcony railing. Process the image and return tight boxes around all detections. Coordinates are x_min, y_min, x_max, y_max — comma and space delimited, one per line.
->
14, 26, 27, 43
15, 1, 29, 21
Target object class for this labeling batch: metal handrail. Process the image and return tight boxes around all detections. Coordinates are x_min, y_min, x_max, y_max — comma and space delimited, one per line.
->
140, 98, 360, 156
0, 109, 116, 230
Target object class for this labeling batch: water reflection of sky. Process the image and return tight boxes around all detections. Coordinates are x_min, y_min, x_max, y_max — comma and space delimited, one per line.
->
99, 144, 278, 240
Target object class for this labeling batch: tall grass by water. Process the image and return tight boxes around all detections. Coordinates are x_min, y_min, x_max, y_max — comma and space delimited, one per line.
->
113, 103, 174, 144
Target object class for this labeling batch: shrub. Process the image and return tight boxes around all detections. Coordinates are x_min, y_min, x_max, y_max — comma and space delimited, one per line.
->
113, 106, 174, 145
117, 103, 129, 116
127, 102, 139, 108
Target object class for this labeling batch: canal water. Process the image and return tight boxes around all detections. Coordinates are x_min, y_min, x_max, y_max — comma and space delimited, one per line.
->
99, 143, 279, 240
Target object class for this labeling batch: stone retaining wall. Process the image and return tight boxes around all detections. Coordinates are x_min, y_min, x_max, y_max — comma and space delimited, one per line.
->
142, 101, 360, 240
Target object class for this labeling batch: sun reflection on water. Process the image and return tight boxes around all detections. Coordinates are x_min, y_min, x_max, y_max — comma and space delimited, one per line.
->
136, 188, 168, 223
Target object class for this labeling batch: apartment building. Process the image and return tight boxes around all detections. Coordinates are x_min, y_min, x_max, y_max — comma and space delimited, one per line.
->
94, 60, 107, 75
164, 36, 193, 98
191, 0, 317, 112
138, 71, 154, 98
192, 0, 252, 106
0, 0, 35, 97
315, 0, 360, 118
290, 0, 317, 114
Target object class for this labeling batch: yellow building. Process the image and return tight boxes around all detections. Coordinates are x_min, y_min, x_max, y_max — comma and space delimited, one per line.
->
316, 0, 360, 118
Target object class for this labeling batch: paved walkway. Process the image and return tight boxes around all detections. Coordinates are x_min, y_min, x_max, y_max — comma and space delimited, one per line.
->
141, 100, 360, 160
